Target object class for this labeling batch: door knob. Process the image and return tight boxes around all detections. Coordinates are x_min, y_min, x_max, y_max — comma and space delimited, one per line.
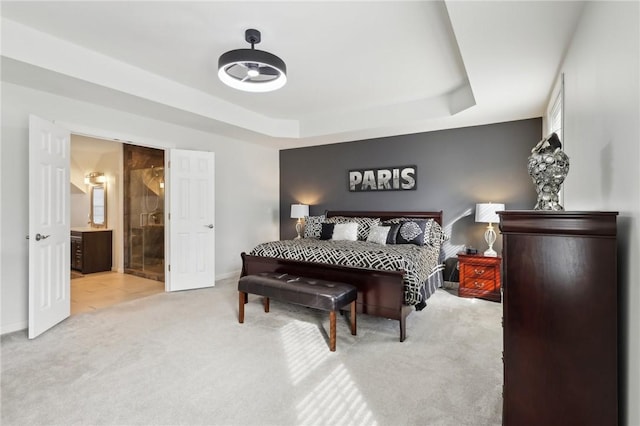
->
35, 233, 50, 241
205, 224, 214, 229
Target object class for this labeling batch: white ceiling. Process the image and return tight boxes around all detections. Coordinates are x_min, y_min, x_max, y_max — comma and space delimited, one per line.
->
1, 1, 585, 149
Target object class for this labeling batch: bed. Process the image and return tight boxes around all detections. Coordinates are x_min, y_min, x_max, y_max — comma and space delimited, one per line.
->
240, 210, 445, 342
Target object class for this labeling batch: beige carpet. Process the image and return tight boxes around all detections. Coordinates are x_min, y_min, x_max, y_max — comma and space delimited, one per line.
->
1, 277, 503, 426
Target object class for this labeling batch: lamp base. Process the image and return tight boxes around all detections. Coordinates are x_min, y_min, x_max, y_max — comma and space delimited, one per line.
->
484, 248, 498, 257
295, 219, 303, 239
483, 223, 498, 257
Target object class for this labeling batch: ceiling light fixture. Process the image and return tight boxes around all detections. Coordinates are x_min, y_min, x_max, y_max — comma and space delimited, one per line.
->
218, 29, 287, 93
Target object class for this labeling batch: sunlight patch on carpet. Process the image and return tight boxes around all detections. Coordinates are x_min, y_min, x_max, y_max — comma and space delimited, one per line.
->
296, 364, 377, 426
280, 319, 377, 425
280, 319, 329, 385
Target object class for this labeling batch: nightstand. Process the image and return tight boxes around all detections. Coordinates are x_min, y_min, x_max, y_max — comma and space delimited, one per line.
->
457, 253, 501, 302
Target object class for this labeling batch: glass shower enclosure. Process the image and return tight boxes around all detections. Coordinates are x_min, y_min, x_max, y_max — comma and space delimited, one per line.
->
123, 144, 165, 281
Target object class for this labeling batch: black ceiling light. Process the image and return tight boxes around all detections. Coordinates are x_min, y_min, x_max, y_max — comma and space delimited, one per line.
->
218, 29, 287, 93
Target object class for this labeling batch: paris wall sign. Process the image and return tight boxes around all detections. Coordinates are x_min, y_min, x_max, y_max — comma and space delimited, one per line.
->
348, 165, 417, 192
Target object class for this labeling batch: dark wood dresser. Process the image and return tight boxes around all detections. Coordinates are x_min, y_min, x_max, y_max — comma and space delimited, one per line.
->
499, 211, 618, 426
457, 254, 501, 302
70, 229, 113, 274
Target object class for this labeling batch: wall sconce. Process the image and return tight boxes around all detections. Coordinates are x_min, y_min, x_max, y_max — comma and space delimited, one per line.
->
475, 202, 505, 257
290, 204, 309, 239
84, 172, 106, 186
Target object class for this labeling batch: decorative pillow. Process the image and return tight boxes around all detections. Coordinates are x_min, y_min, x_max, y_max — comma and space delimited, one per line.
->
366, 226, 390, 245
427, 220, 449, 246
395, 219, 431, 246
326, 216, 380, 240
319, 223, 335, 240
331, 222, 358, 241
383, 222, 402, 244
303, 215, 325, 239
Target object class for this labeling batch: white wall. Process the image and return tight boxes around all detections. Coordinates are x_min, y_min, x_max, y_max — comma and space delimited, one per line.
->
558, 2, 639, 425
1, 82, 280, 334
70, 191, 90, 227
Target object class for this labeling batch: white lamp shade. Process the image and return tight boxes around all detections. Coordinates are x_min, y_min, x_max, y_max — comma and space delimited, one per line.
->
290, 204, 309, 219
475, 203, 505, 224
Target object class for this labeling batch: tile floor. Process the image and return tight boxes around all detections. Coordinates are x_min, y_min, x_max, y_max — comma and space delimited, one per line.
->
70, 271, 164, 315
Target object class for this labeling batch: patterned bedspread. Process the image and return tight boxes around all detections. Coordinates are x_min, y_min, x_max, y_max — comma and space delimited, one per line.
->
249, 239, 444, 306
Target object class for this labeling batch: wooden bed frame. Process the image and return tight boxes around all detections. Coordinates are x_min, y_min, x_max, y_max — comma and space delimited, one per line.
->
240, 210, 443, 342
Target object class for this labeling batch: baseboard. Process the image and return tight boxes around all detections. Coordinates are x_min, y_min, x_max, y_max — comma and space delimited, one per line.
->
1, 321, 27, 336
216, 269, 241, 281
443, 280, 459, 290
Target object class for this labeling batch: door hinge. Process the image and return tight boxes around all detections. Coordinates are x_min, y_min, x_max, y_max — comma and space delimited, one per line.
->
168, 264, 171, 272
168, 213, 171, 220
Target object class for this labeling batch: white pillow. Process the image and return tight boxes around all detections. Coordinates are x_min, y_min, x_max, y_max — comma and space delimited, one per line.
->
366, 226, 390, 245
331, 223, 358, 241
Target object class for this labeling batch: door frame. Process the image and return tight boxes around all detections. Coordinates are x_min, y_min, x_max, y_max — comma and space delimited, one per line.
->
55, 120, 174, 292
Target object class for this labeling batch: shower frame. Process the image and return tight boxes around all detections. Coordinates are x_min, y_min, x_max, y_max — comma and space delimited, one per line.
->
123, 144, 166, 281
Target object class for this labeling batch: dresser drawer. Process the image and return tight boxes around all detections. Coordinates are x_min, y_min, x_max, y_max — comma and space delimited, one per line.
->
461, 263, 495, 280
462, 278, 495, 292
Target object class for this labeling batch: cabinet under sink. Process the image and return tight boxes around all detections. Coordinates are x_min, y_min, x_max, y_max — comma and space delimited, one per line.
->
70, 229, 113, 274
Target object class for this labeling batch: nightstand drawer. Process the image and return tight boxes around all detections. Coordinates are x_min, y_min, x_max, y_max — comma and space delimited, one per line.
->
462, 278, 495, 292
461, 263, 495, 280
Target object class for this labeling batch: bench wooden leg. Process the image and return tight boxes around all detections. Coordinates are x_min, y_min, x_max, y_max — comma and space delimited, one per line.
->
263, 297, 270, 313
329, 310, 337, 351
350, 301, 357, 335
238, 291, 245, 323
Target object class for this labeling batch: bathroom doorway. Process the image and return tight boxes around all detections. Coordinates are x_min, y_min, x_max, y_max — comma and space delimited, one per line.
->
123, 144, 165, 281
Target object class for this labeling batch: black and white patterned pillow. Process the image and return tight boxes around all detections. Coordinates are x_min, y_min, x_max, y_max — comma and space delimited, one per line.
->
326, 216, 380, 241
395, 219, 432, 246
303, 215, 326, 239
383, 218, 433, 244
427, 220, 449, 247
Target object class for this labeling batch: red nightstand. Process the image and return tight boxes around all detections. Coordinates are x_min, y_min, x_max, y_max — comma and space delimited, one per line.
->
457, 253, 501, 302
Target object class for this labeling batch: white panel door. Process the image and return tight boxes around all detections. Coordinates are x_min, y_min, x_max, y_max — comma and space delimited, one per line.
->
28, 115, 70, 338
167, 149, 215, 291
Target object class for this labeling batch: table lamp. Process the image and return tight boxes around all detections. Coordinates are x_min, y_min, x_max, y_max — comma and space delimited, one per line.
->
475, 202, 505, 257
290, 204, 309, 239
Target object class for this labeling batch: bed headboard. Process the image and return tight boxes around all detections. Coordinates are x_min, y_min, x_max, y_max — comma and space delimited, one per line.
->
325, 210, 443, 226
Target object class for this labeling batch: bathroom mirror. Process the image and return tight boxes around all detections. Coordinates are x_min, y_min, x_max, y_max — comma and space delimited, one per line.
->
90, 184, 107, 228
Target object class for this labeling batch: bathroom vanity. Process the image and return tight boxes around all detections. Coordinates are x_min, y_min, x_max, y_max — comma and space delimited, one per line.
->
70, 228, 113, 274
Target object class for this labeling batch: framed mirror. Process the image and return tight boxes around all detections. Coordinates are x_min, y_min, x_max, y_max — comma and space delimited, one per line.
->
90, 184, 107, 228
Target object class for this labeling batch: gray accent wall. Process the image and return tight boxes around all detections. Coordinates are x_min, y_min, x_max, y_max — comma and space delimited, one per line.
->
280, 118, 540, 266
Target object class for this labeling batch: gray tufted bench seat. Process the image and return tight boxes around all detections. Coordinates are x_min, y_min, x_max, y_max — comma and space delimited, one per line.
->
238, 272, 357, 351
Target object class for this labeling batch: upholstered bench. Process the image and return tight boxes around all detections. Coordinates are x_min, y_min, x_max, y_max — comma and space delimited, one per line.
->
238, 272, 357, 351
